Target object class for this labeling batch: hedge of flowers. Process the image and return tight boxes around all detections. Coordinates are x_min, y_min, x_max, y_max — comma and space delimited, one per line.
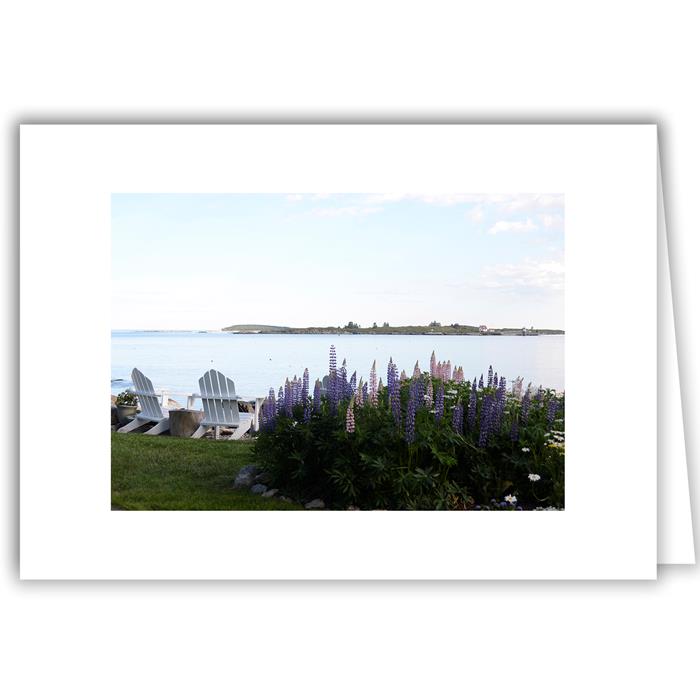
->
253, 346, 565, 510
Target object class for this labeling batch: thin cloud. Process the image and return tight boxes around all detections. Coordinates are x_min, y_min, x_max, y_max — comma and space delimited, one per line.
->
311, 205, 382, 218
488, 218, 537, 235
479, 259, 565, 292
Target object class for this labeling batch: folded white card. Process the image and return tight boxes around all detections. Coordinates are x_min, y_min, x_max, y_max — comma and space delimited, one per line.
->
19, 124, 678, 579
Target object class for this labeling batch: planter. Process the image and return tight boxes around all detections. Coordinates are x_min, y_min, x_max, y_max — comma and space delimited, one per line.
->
169, 409, 204, 437
116, 404, 139, 426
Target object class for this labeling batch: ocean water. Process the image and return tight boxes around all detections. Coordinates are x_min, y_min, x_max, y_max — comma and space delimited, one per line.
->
111, 331, 564, 406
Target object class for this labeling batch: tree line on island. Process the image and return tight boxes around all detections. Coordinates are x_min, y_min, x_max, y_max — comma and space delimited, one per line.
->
222, 321, 564, 336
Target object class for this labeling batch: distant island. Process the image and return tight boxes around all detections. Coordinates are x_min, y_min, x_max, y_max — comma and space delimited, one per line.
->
221, 323, 564, 336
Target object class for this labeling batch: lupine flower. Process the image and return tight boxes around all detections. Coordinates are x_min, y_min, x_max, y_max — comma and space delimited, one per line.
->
511, 376, 523, 398
413, 361, 421, 378
528, 473, 541, 482
369, 360, 378, 406
467, 382, 477, 430
313, 379, 322, 413
430, 350, 437, 377
362, 381, 368, 404
356, 379, 364, 407
390, 377, 402, 426
478, 392, 494, 446
445, 361, 452, 381
277, 386, 283, 413
340, 359, 349, 398
494, 375, 507, 424
425, 379, 433, 408
346, 396, 355, 433
452, 400, 464, 435
435, 382, 445, 422
487, 365, 494, 388
399, 369, 407, 381
284, 378, 293, 416
510, 414, 519, 442
301, 368, 309, 404
521, 388, 531, 423
378, 377, 384, 394
478, 374, 484, 390
263, 388, 277, 430
436, 361, 442, 379
493, 372, 498, 389
405, 395, 416, 444
547, 397, 558, 427
328, 346, 338, 414
387, 357, 396, 395
349, 370, 357, 395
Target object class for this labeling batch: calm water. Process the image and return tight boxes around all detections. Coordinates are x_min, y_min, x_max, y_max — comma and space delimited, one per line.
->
111, 331, 564, 406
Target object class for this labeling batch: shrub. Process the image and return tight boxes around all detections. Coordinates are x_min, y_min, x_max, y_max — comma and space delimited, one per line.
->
116, 390, 137, 406
253, 349, 565, 510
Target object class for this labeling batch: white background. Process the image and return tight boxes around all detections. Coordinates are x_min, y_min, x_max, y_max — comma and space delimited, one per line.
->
20, 124, 657, 581
2, 1, 698, 698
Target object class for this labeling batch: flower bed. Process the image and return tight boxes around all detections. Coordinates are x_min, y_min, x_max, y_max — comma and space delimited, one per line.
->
253, 347, 565, 510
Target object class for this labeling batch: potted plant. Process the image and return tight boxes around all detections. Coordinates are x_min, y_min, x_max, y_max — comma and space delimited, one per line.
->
115, 390, 139, 426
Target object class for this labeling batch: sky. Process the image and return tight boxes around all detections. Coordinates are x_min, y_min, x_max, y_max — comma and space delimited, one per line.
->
112, 193, 564, 330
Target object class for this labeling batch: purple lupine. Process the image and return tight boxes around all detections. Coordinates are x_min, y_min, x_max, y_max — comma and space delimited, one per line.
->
510, 414, 519, 442
313, 379, 322, 413
369, 360, 378, 406
301, 368, 309, 404
362, 381, 369, 404
405, 395, 416, 444
467, 381, 477, 431
547, 396, 558, 427
346, 396, 355, 433
411, 376, 423, 404
390, 376, 401, 427
435, 382, 445, 422
478, 392, 494, 447
494, 375, 507, 426
521, 388, 531, 423
277, 386, 284, 414
387, 357, 395, 394
284, 378, 293, 416
263, 388, 277, 430
493, 372, 498, 389
478, 374, 484, 390
487, 365, 494, 388
452, 400, 464, 435
356, 379, 364, 407
349, 370, 357, 395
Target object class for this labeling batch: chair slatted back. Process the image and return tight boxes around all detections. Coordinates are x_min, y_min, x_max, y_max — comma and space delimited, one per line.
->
131, 368, 164, 421
199, 369, 240, 425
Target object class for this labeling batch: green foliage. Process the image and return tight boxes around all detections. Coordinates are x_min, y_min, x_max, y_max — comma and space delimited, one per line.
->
116, 390, 137, 406
254, 378, 565, 510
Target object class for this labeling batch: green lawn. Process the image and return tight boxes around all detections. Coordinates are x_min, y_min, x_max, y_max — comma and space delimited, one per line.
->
111, 432, 302, 510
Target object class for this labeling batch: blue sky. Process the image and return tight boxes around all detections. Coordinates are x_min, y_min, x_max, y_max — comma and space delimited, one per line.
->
112, 193, 564, 330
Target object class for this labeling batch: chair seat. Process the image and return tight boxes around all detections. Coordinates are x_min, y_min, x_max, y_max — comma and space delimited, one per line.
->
200, 413, 253, 428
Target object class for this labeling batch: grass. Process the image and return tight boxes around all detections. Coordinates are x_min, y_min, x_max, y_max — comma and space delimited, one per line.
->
111, 432, 302, 510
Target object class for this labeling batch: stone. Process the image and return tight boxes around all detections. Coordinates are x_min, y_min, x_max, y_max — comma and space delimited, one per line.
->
169, 409, 204, 438
111, 405, 118, 425
262, 488, 279, 498
279, 496, 293, 503
250, 484, 268, 495
233, 465, 260, 489
305, 498, 325, 509
254, 471, 273, 485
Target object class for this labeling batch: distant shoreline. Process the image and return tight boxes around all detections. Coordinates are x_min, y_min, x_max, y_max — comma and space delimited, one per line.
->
220, 324, 565, 336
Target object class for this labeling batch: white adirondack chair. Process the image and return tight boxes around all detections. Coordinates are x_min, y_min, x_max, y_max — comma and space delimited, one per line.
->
117, 368, 170, 435
190, 369, 254, 440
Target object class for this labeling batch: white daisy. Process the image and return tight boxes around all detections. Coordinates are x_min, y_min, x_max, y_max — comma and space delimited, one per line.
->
504, 494, 517, 505
521, 447, 530, 453
528, 473, 541, 482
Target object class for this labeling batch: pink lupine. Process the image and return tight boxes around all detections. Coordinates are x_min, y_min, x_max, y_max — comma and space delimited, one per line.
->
430, 351, 437, 377
369, 360, 378, 406
356, 379, 364, 407
413, 361, 421, 378
346, 395, 356, 433
400, 369, 407, 381
445, 361, 452, 381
